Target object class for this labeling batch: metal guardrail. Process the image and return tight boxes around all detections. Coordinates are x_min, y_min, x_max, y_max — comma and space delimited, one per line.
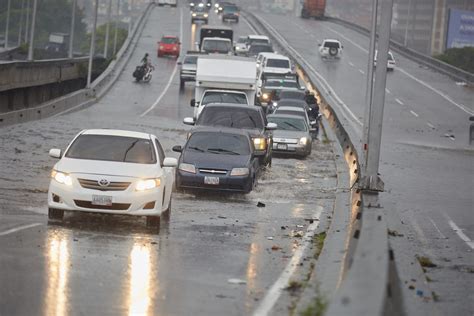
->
326, 16, 474, 85
0, 3, 154, 127
243, 11, 395, 316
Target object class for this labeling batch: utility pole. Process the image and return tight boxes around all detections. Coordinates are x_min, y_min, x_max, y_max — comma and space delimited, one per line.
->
68, 0, 77, 58
362, 0, 378, 169
113, 0, 121, 56
27, 0, 38, 61
104, 0, 113, 58
18, 0, 25, 46
87, 0, 99, 88
4, 0, 11, 49
360, 0, 394, 192
25, 0, 30, 45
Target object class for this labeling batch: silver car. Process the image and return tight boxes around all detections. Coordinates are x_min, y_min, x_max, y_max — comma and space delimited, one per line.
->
267, 114, 312, 158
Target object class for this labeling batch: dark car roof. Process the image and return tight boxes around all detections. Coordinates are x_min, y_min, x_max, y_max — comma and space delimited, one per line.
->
277, 99, 308, 107
202, 103, 262, 111
279, 90, 305, 99
267, 113, 306, 120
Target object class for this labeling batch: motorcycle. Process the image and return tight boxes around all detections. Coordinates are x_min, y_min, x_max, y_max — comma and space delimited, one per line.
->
133, 64, 154, 82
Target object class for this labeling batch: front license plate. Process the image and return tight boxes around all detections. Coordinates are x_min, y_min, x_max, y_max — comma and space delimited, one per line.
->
92, 195, 113, 206
204, 176, 219, 185
277, 143, 288, 150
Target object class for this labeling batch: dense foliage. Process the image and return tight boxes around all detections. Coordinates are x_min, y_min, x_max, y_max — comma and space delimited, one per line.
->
435, 47, 474, 74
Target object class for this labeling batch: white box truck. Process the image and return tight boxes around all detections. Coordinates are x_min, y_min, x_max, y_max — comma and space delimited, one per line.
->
190, 55, 257, 119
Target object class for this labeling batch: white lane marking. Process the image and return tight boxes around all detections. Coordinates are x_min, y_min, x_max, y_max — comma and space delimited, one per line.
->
397, 68, 474, 116
385, 88, 391, 94
447, 218, 474, 249
256, 15, 363, 133
395, 98, 404, 105
0, 223, 42, 237
323, 23, 472, 116
140, 8, 183, 117
443, 133, 455, 141
253, 210, 322, 316
428, 217, 447, 239
410, 110, 419, 117
358, 69, 365, 74
348, 62, 354, 67
427, 122, 435, 129
411, 217, 436, 258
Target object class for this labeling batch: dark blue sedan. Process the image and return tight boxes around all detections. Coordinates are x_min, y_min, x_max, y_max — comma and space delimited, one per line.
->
172, 128, 263, 193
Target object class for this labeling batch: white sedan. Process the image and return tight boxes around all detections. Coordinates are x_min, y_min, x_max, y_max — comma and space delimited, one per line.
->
47, 129, 177, 229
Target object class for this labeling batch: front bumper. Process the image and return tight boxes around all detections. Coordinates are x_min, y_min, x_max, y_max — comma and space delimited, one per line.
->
177, 170, 252, 192
272, 141, 310, 157
48, 177, 164, 216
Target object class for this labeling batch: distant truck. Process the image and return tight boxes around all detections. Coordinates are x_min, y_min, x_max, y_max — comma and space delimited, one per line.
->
197, 25, 233, 50
301, 0, 325, 19
44, 33, 70, 56
190, 55, 257, 119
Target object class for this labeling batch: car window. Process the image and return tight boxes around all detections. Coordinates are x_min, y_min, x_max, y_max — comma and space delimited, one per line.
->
154, 139, 165, 166
223, 5, 238, 12
184, 56, 198, 64
65, 135, 156, 164
237, 37, 247, 43
162, 37, 178, 44
202, 40, 231, 53
275, 109, 305, 119
266, 59, 290, 68
249, 45, 273, 55
264, 80, 299, 88
201, 92, 247, 105
279, 91, 305, 100
323, 41, 340, 48
187, 132, 250, 155
248, 38, 269, 45
197, 108, 264, 129
268, 117, 307, 131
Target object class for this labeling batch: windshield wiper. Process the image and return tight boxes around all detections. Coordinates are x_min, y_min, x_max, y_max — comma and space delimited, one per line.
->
189, 146, 205, 152
207, 148, 240, 155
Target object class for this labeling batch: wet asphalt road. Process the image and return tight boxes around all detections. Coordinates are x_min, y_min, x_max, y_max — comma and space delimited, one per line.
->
0, 6, 337, 316
253, 11, 474, 315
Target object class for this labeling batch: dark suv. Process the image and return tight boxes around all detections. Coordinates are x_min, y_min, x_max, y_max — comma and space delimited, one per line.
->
183, 104, 277, 166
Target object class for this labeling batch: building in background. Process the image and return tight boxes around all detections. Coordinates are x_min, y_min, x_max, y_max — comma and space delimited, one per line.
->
326, 0, 473, 56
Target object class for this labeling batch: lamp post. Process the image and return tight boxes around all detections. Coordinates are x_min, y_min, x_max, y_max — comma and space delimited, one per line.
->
104, 0, 113, 58
87, 0, 99, 88
27, 0, 38, 61
4, 0, 11, 49
68, 0, 77, 58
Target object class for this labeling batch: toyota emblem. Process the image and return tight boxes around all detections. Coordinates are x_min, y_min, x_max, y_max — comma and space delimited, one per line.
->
98, 179, 110, 187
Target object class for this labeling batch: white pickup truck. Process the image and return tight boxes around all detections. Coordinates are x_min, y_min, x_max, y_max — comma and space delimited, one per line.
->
190, 55, 257, 119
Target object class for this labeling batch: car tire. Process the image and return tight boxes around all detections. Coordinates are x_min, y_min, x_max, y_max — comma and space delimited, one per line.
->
48, 208, 64, 220
329, 47, 338, 57
163, 198, 172, 221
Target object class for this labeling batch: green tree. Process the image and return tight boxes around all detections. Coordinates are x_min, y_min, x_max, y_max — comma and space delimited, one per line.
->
435, 47, 474, 74
82, 22, 129, 60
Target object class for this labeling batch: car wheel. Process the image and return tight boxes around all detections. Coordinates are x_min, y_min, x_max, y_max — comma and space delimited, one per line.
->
48, 208, 64, 220
146, 215, 161, 228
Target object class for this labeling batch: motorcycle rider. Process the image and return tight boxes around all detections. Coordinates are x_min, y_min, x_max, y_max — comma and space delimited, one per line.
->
141, 53, 152, 72
305, 90, 319, 121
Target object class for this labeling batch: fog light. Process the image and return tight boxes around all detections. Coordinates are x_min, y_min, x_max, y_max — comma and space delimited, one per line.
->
143, 201, 156, 209
52, 193, 60, 203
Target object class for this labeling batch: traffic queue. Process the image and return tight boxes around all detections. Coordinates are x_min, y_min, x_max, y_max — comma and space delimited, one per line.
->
46, 5, 321, 231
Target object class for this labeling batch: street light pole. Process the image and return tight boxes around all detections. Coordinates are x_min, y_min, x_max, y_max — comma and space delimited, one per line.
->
113, 0, 121, 56
18, 0, 25, 46
362, 0, 378, 170
68, 0, 77, 58
4, 0, 11, 49
87, 0, 99, 88
27, 0, 38, 61
25, 0, 30, 45
360, 0, 394, 192
104, 0, 113, 58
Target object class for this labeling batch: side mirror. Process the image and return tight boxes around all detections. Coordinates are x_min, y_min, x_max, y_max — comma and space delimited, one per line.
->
266, 122, 277, 130
172, 145, 183, 153
163, 157, 178, 167
183, 117, 195, 125
49, 148, 62, 159
177, 61, 182, 65
190, 99, 196, 107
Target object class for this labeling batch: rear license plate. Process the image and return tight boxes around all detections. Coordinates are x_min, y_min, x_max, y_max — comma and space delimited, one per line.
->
204, 176, 219, 185
92, 195, 113, 206
277, 143, 288, 150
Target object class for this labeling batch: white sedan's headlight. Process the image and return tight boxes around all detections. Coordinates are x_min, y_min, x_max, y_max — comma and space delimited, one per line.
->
51, 170, 73, 186
179, 163, 196, 174
299, 137, 308, 145
136, 179, 160, 191
230, 168, 249, 176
